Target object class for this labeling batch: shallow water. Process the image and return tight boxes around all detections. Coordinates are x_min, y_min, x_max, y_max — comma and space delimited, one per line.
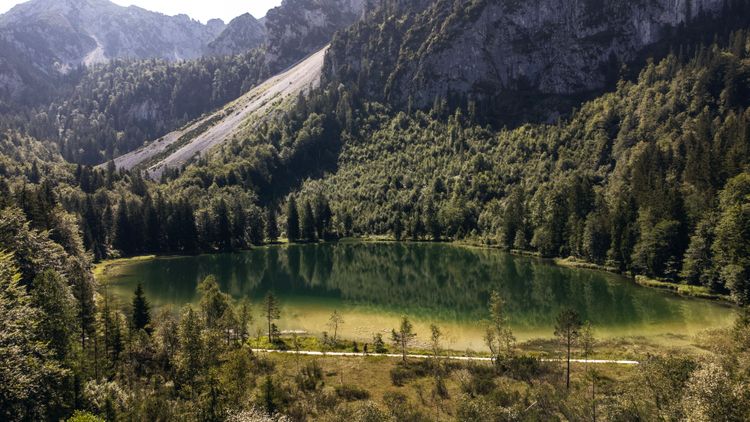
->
101, 242, 736, 351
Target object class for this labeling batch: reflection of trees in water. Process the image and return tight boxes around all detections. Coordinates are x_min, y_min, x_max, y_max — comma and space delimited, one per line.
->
121, 243, 689, 329
275, 243, 684, 328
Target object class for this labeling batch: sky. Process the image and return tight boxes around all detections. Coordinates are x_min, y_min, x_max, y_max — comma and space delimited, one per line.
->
0, 0, 283, 23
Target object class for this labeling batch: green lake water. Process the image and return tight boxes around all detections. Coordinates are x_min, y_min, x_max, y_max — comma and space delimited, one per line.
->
101, 242, 736, 351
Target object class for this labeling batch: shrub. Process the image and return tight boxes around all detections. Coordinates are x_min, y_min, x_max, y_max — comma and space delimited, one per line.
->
389, 360, 431, 386
296, 360, 324, 392
335, 384, 371, 401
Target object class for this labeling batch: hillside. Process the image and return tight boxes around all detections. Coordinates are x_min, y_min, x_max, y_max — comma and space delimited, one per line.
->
112, 47, 328, 179
324, 0, 741, 124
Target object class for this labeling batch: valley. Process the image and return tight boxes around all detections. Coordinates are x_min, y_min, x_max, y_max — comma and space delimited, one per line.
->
0, 0, 749, 421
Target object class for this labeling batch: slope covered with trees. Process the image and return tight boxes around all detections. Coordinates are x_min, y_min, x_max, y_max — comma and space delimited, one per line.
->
169, 31, 750, 303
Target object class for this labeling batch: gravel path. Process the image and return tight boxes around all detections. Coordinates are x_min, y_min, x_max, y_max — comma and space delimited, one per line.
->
252, 348, 640, 365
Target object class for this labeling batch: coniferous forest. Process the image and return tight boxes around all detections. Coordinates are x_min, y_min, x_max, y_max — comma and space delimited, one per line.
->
1, 0, 750, 421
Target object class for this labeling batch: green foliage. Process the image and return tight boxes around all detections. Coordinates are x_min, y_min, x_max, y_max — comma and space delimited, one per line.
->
263, 292, 282, 343
484, 291, 515, 364
21, 51, 267, 165
334, 384, 370, 401
391, 316, 417, 361
713, 173, 750, 304
0, 251, 67, 421
66, 410, 105, 422
555, 308, 583, 390
286, 197, 300, 242
131, 282, 151, 333
31, 270, 75, 360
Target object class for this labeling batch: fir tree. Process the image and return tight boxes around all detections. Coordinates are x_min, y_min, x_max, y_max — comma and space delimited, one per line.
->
286, 197, 300, 242
131, 283, 151, 333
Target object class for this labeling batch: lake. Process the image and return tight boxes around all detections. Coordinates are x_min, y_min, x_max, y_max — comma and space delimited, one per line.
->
100, 242, 736, 351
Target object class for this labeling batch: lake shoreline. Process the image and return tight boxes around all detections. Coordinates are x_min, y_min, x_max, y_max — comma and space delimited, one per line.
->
93, 237, 737, 306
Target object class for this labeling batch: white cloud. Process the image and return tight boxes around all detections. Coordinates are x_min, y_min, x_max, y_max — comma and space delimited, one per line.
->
0, 0, 283, 23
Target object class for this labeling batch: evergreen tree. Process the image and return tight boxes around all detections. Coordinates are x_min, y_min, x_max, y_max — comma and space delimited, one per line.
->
301, 200, 317, 242
176, 307, 204, 389
714, 172, 750, 304
313, 194, 332, 240
113, 197, 133, 255
247, 206, 265, 246
263, 292, 281, 343
198, 275, 230, 330
286, 197, 300, 242
231, 201, 247, 249
31, 270, 75, 360
131, 283, 151, 333
555, 308, 583, 390
214, 199, 232, 251
391, 316, 417, 362
0, 252, 66, 421
484, 291, 515, 364
266, 206, 279, 242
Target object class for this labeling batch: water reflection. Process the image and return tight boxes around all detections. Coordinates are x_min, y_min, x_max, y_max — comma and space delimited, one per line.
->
105, 242, 732, 338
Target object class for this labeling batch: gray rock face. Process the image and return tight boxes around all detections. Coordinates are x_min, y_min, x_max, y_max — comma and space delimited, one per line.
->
327, 0, 726, 110
0, 0, 225, 70
206, 13, 267, 57
264, 0, 367, 71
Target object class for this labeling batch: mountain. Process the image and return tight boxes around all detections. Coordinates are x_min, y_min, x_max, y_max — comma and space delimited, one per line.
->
325, 0, 730, 124
206, 13, 267, 57
264, 0, 367, 71
111, 46, 328, 178
0, 0, 225, 100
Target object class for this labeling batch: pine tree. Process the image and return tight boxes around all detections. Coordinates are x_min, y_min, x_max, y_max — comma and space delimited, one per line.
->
391, 316, 417, 362
286, 197, 300, 242
214, 199, 232, 251
555, 308, 583, 390
301, 201, 317, 242
266, 206, 279, 242
484, 291, 515, 364
113, 197, 132, 255
247, 206, 265, 246
198, 275, 229, 330
31, 270, 75, 360
0, 252, 65, 421
177, 307, 204, 388
263, 292, 281, 343
131, 283, 151, 333
232, 201, 247, 249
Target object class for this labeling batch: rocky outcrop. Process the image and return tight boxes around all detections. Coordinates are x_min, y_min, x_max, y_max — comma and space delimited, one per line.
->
326, 0, 727, 114
206, 13, 267, 57
264, 0, 367, 71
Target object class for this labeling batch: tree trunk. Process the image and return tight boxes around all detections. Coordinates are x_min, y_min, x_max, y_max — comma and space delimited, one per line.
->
566, 336, 571, 390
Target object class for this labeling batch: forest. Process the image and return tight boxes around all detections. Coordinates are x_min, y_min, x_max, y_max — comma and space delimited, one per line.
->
5, 30, 745, 303
1, 1, 750, 420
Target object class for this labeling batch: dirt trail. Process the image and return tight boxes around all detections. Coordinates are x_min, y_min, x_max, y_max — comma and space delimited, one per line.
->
111, 46, 328, 179
252, 349, 640, 365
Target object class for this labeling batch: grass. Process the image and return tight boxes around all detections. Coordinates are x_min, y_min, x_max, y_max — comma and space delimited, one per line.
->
245, 332, 706, 363
257, 347, 639, 419
554, 256, 619, 273
634, 275, 733, 303
92, 255, 156, 281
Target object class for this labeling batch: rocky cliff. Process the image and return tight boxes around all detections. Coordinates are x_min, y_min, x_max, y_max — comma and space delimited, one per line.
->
205, 13, 267, 57
264, 0, 367, 71
325, 0, 728, 119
